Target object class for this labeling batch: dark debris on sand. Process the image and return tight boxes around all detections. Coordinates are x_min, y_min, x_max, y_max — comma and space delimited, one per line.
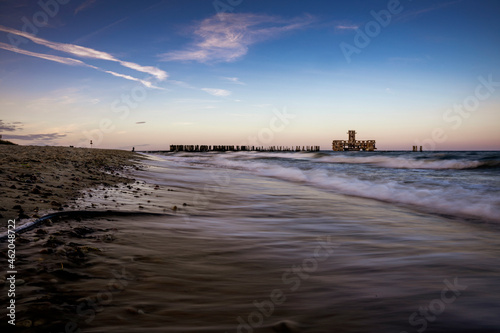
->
0, 145, 145, 226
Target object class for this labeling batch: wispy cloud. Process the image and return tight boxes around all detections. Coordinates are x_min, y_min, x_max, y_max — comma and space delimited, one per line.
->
0, 24, 168, 81
136, 121, 146, 124
335, 24, 359, 31
160, 13, 315, 63
0, 41, 159, 88
101, 69, 159, 88
202, 88, 232, 97
4, 133, 66, 140
169, 80, 196, 89
75, 0, 97, 15
0, 41, 87, 66
27, 87, 98, 109
0, 120, 23, 132
395, 1, 462, 22
222, 77, 245, 85
118, 60, 167, 81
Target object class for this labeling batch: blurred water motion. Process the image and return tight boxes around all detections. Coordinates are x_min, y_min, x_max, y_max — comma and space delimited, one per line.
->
7, 151, 500, 332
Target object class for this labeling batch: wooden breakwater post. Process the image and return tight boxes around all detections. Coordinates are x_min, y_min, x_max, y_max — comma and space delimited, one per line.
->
169, 145, 321, 152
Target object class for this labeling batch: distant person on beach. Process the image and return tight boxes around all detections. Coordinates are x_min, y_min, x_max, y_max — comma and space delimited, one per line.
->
132, 147, 135, 152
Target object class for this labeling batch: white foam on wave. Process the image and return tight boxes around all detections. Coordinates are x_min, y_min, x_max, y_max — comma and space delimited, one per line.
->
218, 152, 486, 170
231, 151, 319, 161
209, 156, 500, 222
306, 169, 500, 221
316, 155, 483, 170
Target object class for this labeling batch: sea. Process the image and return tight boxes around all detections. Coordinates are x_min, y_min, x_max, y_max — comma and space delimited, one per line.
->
157, 150, 500, 223
6, 151, 500, 333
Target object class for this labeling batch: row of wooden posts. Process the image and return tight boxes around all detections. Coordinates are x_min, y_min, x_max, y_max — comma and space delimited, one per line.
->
169, 145, 321, 152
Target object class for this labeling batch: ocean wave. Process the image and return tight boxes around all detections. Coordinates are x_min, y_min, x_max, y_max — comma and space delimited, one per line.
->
208, 157, 500, 222
316, 155, 488, 169
214, 152, 498, 170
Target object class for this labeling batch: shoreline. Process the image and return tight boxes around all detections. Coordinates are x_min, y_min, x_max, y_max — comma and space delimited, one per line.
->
0, 145, 144, 228
1, 151, 500, 332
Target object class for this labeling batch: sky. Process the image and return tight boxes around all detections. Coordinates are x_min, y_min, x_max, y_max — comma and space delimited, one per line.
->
0, 0, 499, 150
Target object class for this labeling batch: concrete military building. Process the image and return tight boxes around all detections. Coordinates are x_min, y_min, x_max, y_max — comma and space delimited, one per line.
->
332, 130, 376, 151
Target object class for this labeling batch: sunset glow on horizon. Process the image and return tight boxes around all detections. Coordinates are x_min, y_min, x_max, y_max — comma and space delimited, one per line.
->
1, 0, 499, 150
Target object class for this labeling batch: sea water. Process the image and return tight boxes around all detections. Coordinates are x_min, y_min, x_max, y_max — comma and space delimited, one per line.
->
8, 151, 500, 333
155, 151, 500, 222
83, 150, 497, 332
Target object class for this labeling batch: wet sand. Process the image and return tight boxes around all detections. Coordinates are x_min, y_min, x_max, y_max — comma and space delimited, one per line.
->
0, 148, 192, 332
0, 145, 143, 227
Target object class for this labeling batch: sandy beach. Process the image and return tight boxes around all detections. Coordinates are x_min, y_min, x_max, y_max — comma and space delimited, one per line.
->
0, 147, 194, 332
0, 145, 144, 228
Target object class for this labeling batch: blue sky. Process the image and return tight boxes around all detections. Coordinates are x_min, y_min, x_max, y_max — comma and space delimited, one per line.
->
0, 0, 499, 150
